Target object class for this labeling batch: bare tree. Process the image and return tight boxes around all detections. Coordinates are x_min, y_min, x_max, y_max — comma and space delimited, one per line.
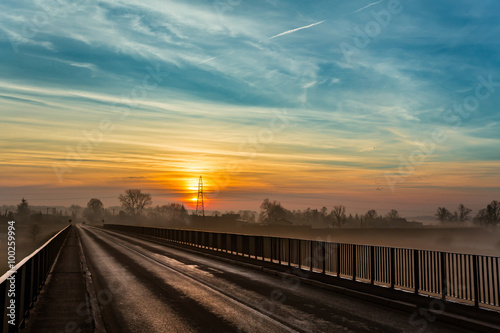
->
119, 189, 152, 215
30, 223, 41, 243
435, 207, 453, 224
331, 205, 346, 228
457, 204, 472, 224
385, 209, 400, 220
474, 200, 500, 226
69, 204, 82, 218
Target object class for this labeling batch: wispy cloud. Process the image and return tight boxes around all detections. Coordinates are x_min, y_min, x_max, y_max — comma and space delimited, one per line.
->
268, 20, 326, 39
351, 0, 384, 14
0, 0, 499, 213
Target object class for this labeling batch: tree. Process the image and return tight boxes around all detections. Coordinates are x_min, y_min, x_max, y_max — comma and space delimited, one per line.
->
30, 223, 41, 243
320, 207, 328, 217
331, 205, 346, 228
435, 207, 453, 224
118, 189, 152, 215
365, 209, 378, 219
69, 205, 82, 218
385, 209, 400, 220
474, 200, 500, 226
17, 198, 30, 219
259, 199, 288, 223
83, 198, 104, 224
457, 204, 472, 224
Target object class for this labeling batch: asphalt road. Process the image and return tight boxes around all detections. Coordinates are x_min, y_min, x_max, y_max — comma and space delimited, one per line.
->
77, 225, 472, 333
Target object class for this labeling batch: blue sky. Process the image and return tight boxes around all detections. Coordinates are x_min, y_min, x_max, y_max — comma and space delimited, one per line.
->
0, 0, 499, 216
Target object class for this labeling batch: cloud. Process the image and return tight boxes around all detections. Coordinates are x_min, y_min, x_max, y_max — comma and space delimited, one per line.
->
0, 0, 499, 212
302, 81, 317, 89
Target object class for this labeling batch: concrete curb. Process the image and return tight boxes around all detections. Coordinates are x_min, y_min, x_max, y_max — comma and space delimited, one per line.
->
77, 228, 106, 333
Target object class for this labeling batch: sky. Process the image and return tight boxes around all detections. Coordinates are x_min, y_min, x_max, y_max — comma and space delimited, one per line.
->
0, 0, 499, 216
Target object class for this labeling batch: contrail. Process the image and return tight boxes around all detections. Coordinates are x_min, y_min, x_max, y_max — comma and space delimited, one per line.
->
198, 56, 217, 65
351, 0, 383, 14
268, 20, 326, 39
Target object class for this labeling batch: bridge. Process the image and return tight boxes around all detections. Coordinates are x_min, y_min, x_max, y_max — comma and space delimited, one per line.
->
2, 224, 500, 332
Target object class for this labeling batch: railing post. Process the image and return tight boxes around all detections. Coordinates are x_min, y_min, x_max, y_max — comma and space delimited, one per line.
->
441, 252, 446, 301
473, 255, 479, 308
278, 238, 282, 265
414, 249, 419, 295
370, 246, 375, 285
298, 241, 301, 269
310, 241, 313, 272
336, 243, 340, 278
288, 239, 291, 267
270, 237, 274, 263
261, 236, 265, 261
352, 245, 356, 281
390, 247, 395, 289
322, 242, 326, 274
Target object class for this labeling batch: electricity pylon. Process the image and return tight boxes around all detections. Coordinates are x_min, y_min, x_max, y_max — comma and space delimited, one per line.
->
196, 176, 204, 217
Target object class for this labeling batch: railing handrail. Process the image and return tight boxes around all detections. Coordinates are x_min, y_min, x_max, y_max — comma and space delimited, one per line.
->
104, 224, 500, 259
0, 224, 71, 284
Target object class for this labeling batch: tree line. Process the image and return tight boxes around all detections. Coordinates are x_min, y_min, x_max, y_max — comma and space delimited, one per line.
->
435, 200, 500, 226
258, 199, 406, 228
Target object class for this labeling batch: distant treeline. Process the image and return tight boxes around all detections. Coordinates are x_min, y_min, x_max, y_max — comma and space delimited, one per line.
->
257, 199, 411, 228
435, 201, 500, 226
3, 192, 498, 229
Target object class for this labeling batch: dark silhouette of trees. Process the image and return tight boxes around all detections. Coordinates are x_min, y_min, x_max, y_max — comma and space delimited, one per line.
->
259, 199, 289, 223
17, 198, 30, 219
119, 189, 152, 215
474, 200, 500, 226
385, 209, 400, 220
365, 209, 378, 220
363, 209, 378, 226
331, 205, 346, 228
149, 203, 188, 222
83, 198, 104, 224
435, 207, 453, 223
457, 204, 472, 224
30, 223, 41, 243
435, 204, 472, 224
239, 210, 256, 223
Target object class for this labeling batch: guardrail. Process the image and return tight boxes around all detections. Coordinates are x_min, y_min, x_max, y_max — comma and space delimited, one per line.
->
104, 224, 500, 311
0, 225, 71, 332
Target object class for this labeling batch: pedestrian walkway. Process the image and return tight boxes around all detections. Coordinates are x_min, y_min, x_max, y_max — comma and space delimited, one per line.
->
21, 226, 94, 332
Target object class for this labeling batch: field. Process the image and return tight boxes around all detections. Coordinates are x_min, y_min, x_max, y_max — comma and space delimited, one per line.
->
0, 222, 68, 275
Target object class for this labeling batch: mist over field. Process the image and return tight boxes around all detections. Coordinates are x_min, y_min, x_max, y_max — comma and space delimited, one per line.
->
3, 192, 499, 277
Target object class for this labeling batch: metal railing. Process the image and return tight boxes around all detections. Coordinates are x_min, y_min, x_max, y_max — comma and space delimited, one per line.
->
105, 224, 500, 310
0, 225, 71, 332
